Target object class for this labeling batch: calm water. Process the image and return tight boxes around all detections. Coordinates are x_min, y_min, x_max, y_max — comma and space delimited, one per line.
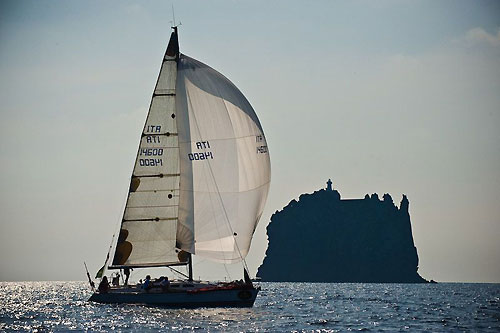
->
0, 282, 499, 332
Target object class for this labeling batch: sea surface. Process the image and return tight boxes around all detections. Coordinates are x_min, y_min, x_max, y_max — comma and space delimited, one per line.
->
0, 282, 499, 332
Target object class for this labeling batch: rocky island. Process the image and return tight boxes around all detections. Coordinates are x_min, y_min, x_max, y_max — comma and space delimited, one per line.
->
257, 180, 427, 283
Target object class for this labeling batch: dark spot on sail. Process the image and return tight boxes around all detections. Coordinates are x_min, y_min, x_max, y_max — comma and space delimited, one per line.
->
234, 232, 238, 236
118, 229, 129, 243
168, 194, 173, 199
177, 250, 189, 262
166, 132, 170, 136
171, 114, 176, 118
112, 229, 132, 265
155, 217, 160, 221
129, 177, 140, 192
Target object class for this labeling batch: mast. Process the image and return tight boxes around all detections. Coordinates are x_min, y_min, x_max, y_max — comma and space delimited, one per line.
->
169, 25, 194, 281
188, 253, 193, 281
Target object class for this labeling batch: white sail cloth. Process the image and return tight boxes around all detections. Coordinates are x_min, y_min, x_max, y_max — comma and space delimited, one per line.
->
176, 55, 271, 263
111, 51, 181, 267
112, 51, 270, 267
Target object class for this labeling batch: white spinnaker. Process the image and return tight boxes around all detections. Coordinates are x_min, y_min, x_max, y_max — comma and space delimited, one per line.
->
176, 55, 271, 263
112, 51, 183, 267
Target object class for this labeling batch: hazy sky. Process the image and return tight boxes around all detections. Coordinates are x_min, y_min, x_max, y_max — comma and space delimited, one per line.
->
1, 0, 499, 283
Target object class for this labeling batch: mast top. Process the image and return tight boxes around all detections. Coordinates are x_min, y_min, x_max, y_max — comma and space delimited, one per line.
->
165, 25, 179, 58
171, 5, 182, 29
166, 5, 181, 58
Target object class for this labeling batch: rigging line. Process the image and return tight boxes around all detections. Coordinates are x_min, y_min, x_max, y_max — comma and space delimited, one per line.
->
103, 183, 130, 273
202, 150, 230, 267
206, 169, 232, 280
201, 76, 254, 273
185, 88, 232, 280
168, 266, 189, 279
184, 83, 248, 273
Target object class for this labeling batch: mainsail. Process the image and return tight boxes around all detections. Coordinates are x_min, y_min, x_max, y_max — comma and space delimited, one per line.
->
110, 28, 270, 269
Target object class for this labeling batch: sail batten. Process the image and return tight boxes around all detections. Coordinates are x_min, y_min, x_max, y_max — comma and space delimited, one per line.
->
134, 173, 181, 178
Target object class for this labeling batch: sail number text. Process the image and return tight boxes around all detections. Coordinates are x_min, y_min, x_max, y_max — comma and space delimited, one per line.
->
256, 135, 268, 154
140, 125, 164, 167
139, 148, 164, 167
189, 141, 214, 161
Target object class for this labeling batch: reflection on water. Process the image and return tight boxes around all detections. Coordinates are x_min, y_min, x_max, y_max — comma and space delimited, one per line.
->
0, 281, 499, 332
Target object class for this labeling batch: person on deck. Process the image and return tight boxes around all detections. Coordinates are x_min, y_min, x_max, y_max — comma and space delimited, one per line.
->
98, 276, 110, 294
142, 275, 151, 292
124, 267, 132, 286
159, 276, 170, 292
112, 273, 120, 286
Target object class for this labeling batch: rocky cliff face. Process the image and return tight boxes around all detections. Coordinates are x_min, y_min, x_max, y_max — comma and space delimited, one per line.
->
257, 186, 427, 283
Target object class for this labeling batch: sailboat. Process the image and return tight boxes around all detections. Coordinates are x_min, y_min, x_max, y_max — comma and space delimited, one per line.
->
88, 26, 271, 307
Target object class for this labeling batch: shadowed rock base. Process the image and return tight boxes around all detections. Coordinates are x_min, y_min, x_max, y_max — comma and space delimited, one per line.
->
257, 183, 427, 283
